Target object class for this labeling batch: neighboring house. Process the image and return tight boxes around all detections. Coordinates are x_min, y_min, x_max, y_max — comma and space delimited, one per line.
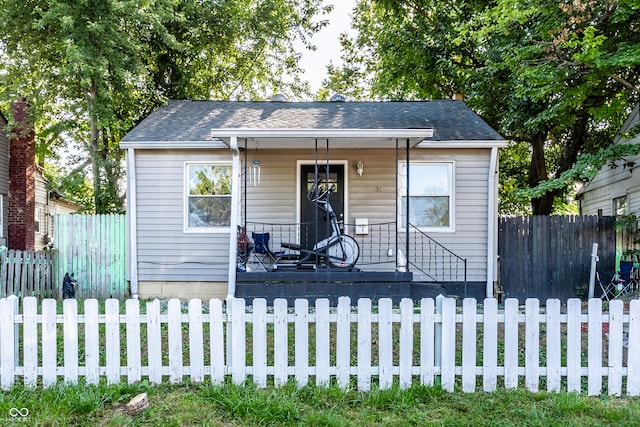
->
4, 98, 81, 251
34, 167, 82, 251
0, 112, 8, 248
577, 104, 640, 216
120, 99, 506, 302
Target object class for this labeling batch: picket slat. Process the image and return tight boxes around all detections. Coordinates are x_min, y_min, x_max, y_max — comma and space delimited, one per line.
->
482, 298, 498, 392
23, 297, 38, 387
126, 299, 142, 384
85, 299, 100, 385
525, 298, 539, 392
357, 298, 372, 391
587, 299, 603, 396
252, 298, 267, 387
546, 299, 561, 392
378, 298, 393, 390
2, 296, 640, 396
315, 299, 330, 387
294, 299, 309, 387
608, 300, 624, 396
462, 298, 477, 392
63, 299, 79, 383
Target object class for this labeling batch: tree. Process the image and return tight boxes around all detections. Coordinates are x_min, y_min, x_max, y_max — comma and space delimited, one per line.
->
325, 0, 640, 215
0, 0, 328, 213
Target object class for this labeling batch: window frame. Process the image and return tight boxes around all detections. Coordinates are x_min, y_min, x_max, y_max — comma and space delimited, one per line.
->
398, 161, 455, 232
183, 161, 233, 233
613, 195, 628, 217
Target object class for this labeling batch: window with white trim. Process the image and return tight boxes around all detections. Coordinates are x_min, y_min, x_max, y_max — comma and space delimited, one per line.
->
613, 195, 627, 216
399, 162, 454, 230
185, 163, 232, 230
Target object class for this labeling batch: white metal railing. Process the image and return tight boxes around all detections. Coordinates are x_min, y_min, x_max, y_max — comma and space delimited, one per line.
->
0, 296, 639, 396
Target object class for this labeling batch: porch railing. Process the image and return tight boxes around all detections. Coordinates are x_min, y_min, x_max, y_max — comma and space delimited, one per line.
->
404, 223, 467, 287
244, 221, 467, 285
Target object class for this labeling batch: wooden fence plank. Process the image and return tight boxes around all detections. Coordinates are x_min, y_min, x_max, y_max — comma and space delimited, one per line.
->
608, 300, 624, 396
252, 298, 267, 388
0, 297, 15, 390
315, 299, 330, 387
63, 299, 79, 384
587, 299, 603, 396
105, 299, 120, 385
273, 298, 288, 387
420, 298, 436, 387
462, 298, 476, 392
295, 299, 309, 387
126, 299, 142, 385
566, 299, 582, 392
503, 299, 519, 389
22, 296, 38, 387
188, 299, 204, 383
84, 299, 100, 385
525, 298, 539, 392
627, 299, 640, 396
378, 298, 393, 389
336, 297, 351, 389
42, 299, 57, 387
168, 299, 183, 384
230, 298, 246, 385
399, 298, 414, 389
357, 298, 372, 391
209, 299, 225, 385
546, 299, 561, 392
441, 297, 456, 392
483, 298, 498, 392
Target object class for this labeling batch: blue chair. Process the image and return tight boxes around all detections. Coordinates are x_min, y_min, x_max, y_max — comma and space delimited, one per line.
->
251, 232, 285, 271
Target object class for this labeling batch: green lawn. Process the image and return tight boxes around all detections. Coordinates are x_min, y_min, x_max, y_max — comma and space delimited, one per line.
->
2, 380, 640, 426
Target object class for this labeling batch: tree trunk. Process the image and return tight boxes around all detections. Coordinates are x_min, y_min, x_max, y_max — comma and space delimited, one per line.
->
87, 79, 101, 213
529, 131, 555, 215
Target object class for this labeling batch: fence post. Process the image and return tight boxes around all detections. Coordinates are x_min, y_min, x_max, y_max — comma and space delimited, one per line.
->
588, 243, 599, 299
0, 296, 18, 390
433, 294, 445, 384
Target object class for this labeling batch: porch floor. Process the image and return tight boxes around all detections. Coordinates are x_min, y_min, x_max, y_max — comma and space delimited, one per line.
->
235, 270, 485, 304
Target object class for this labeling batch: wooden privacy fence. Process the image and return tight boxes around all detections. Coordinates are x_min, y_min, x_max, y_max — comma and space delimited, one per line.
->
1, 296, 640, 396
499, 215, 616, 302
0, 250, 54, 298
54, 214, 127, 299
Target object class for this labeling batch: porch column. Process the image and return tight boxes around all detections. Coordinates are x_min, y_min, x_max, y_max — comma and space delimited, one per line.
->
227, 136, 241, 299
486, 147, 499, 298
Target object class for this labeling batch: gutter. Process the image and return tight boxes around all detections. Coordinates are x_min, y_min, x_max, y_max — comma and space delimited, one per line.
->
127, 148, 139, 297
226, 136, 241, 300
486, 147, 499, 298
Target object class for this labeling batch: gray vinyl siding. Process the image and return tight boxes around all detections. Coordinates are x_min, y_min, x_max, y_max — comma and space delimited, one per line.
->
0, 115, 8, 246
135, 149, 233, 281
134, 147, 491, 283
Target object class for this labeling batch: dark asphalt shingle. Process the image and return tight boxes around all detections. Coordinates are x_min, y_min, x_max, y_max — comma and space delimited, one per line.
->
121, 100, 504, 143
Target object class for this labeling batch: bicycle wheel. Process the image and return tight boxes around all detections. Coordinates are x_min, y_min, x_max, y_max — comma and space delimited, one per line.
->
327, 235, 360, 268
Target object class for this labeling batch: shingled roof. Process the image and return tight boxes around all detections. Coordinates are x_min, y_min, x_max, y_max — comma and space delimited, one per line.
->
121, 99, 504, 144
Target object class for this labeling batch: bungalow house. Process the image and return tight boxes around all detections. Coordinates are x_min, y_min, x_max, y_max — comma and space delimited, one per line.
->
577, 104, 640, 217
120, 98, 506, 302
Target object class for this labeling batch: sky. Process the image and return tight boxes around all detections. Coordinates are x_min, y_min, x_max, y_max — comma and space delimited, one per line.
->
298, 0, 357, 94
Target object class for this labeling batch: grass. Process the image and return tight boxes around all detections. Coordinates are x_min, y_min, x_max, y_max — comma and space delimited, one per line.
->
2, 380, 640, 426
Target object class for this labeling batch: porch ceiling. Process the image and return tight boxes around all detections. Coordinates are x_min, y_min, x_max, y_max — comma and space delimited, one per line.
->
211, 128, 434, 149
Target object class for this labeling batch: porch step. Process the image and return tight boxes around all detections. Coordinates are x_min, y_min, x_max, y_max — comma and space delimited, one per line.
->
236, 271, 412, 305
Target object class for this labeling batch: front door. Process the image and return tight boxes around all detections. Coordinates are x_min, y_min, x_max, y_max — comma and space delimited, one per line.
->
300, 164, 345, 250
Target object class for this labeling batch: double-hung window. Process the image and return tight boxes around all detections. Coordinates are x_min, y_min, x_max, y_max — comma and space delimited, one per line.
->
399, 161, 454, 231
185, 163, 232, 230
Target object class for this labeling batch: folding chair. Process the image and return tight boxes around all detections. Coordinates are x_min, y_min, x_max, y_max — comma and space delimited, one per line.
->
597, 270, 618, 301
598, 260, 637, 301
251, 232, 285, 271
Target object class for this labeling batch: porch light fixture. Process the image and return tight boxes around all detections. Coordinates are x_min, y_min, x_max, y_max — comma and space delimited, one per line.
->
355, 160, 364, 177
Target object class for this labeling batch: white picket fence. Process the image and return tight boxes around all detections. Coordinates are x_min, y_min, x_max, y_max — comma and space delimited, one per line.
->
1, 296, 639, 395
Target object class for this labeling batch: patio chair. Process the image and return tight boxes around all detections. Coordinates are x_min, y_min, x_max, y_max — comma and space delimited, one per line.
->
251, 232, 285, 271
598, 260, 637, 301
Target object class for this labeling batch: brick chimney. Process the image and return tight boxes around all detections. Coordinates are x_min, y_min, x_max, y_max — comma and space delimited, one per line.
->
8, 97, 36, 251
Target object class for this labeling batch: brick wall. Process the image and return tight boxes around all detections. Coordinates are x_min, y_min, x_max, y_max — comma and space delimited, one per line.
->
8, 97, 35, 251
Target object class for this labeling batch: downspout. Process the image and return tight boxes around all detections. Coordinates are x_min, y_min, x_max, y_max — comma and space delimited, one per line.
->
486, 147, 499, 298
127, 148, 139, 297
227, 136, 241, 300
